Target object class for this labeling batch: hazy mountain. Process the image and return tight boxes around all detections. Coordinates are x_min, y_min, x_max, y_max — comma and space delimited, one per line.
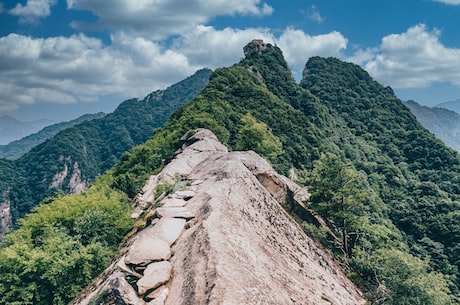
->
404, 100, 460, 152
0, 112, 106, 160
436, 98, 460, 114
1, 41, 459, 305
0, 68, 212, 236
0, 116, 55, 145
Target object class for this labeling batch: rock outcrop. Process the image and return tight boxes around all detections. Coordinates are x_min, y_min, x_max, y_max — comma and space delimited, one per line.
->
71, 129, 366, 305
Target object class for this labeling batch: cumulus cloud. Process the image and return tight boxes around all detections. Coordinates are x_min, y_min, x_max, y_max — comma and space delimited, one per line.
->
67, 0, 273, 39
432, 0, 460, 4
277, 28, 348, 74
351, 24, 460, 88
0, 25, 351, 113
0, 33, 198, 112
9, 0, 56, 24
172, 25, 275, 68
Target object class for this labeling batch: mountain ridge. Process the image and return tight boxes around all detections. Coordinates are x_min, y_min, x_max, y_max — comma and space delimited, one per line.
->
0, 116, 55, 145
0, 68, 212, 237
71, 128, 367, 305
0, 40, 459, 305
405, 100, 460, 152
0, 112, 106, 159
436, 98, 460, 114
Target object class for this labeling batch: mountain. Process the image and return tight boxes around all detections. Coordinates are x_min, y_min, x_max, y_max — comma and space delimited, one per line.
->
436, 98, 460, 114
0, 112, 106, 160
0, 68, 212, 236
71, 129, 366, 305
1, 40, 459, 305
0, 116, 55, 145
404, 100, 460, 152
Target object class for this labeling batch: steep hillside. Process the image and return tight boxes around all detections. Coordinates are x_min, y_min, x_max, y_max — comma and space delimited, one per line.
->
0, 112, 106, 160
113, 41, 460, 303
0, 68, 211, 236
405, 100, 460, 152
71, 129, 366, 305
1, 40, 459, 305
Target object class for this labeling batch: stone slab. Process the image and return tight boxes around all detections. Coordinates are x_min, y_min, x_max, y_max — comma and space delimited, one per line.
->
156, 207, 195, 220
137, 261, 171, 296
161, 197, 187, 208
125, 227, 171, 266
151, 217, 186, 246
173, 190, 195, 200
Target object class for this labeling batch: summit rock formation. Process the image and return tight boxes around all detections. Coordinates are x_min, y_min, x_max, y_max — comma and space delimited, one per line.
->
71, 129, 366, 305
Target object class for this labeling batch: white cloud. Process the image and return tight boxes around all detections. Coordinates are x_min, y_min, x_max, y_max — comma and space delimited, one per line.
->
0, 33, 198, 112
0, 25, 351, 113
308, 5, 324, 24
67, 0, 273, 39
432, 0, 460, 4
172, 25, 275, 68
9, 0, 56, 24
277, 28, 348, 74
351, 24, 460, 88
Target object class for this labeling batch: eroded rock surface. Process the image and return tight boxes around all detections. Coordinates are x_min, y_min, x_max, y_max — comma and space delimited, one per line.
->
71, 129, 366, 305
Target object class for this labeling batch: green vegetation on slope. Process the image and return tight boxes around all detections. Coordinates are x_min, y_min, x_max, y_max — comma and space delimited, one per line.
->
301, 56, 460, 303
1, 41, 459, 305
0, 68, 212, 228
0, 175, 134, 305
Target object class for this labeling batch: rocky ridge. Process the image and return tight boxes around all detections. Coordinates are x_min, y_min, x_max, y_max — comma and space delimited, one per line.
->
71, 129, 366, 305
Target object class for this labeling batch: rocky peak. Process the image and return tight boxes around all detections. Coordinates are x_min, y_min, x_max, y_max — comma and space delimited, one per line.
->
243, 39, 273, 56
71, 128, 366, 305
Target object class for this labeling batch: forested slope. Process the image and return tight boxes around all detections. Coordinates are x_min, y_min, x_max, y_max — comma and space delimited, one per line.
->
0, 41, 459, 305
0, 68, 211, 233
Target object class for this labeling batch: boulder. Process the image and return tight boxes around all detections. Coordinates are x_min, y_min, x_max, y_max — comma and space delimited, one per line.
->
173, 190, 195, 200
137, 261, 171, 296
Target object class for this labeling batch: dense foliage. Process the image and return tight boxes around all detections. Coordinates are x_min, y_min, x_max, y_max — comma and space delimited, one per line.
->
113, 45, 460, 303
1, 41, 459, 304
301, 57, 460, 303
0, 68, 212, 228
0, 175, 134, 305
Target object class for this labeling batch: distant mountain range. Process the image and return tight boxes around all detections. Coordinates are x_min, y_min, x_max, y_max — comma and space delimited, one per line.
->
404, 100, 460, 152
436, 98, 460, 114
0, 68, 212, 236
0, 116, 55, 145
0, 113, 106, 159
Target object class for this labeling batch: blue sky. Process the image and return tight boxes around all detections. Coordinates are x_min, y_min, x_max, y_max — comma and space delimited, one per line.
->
1, 0, 460, 122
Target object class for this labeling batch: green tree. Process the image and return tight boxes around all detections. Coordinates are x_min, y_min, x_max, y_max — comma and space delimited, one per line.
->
308, 153, 369, 257
371, 249, 453, 305
236, 113, 283, 163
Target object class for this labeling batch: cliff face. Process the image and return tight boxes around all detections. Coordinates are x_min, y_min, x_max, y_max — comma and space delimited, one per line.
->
71, 129, 366, 305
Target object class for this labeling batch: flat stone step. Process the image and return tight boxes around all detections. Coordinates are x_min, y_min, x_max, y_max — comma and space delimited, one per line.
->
156, 207, 195, 220
151, 217, 186, 246
161, 197, 187, 207
125, 234, 171, 266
